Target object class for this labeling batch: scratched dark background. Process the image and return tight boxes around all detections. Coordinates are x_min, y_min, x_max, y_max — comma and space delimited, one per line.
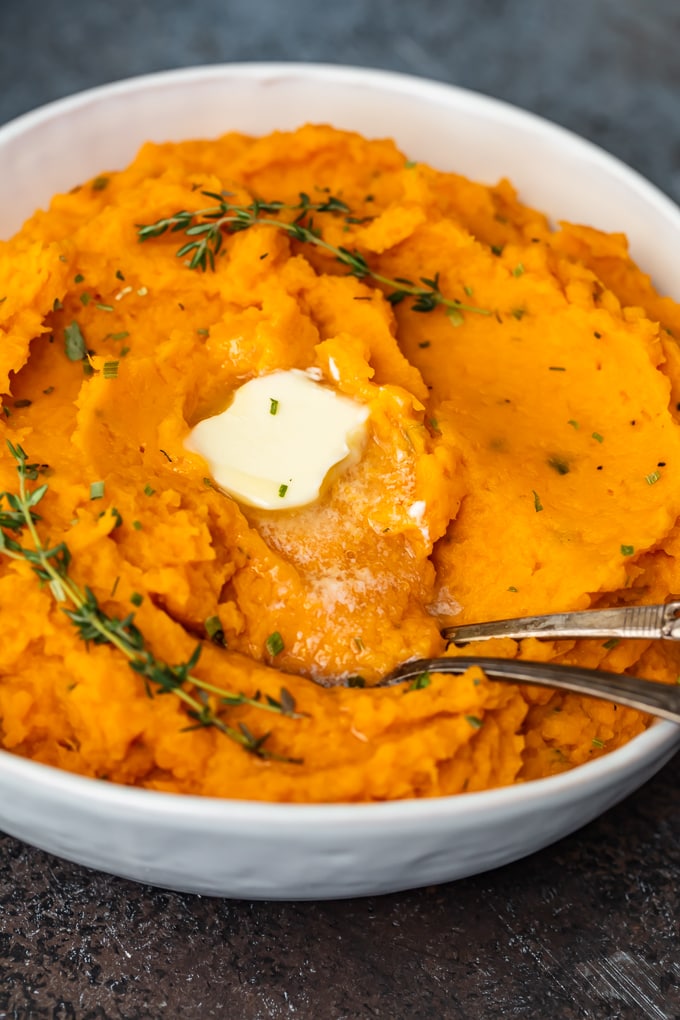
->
1, 0, 680, 1017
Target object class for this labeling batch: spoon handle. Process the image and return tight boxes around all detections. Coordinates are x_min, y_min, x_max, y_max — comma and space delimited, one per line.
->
380, 656, 680, 724
442, 601, 680, 644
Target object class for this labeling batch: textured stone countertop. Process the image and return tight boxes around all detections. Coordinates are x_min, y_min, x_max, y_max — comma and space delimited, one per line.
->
1, 1, 679, 1017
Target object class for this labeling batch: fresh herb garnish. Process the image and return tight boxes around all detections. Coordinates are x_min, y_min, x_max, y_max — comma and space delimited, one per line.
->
620, 544, 635, 557
0, 444, 302, 761
89, 480, 105, 500
407, 671, 431, 691
532, 490, 544, 512
103, 361, 119, 379
645, 470, 661, 485
592, 432, 604, 443
266, 631, 285, 656
205, 614, 226, 645
270, 398, 279, 416
64, 321, 88, 362
465, 715, 483, 729
278, 483, 288, 498
137, 193, 491, 325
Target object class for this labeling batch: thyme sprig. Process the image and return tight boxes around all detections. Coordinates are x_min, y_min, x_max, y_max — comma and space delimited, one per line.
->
0, 443, 302, 762
137, 192, 490, 324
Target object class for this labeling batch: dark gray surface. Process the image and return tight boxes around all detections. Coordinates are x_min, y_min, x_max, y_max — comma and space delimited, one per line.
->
1, 1, 680, 1018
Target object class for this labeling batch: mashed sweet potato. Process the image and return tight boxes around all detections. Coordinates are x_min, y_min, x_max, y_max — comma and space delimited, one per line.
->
1, 124, 679, 801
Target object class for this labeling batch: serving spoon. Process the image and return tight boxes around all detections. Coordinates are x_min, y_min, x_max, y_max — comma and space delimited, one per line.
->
376, 602, 680, 723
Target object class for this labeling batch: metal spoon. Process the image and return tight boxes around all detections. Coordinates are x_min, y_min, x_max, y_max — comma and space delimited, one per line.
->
441, 601, 680, 645
379, 656, 680, 724
373, 603, 680, 722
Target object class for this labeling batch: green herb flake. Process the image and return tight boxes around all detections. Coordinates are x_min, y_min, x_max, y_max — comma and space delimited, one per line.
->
144, 484, 155, 497
592, 737, 605, 749
79, 292, 91, 306
115, 270, 125, 281
491, 244, 504, 256
512, 263, 525, 277
511, 307, 525, 320
120, 346, 131, 358
130, 592, 144, 607
43, 386, 55, 395
567, 419, 579, 429
548, 366, 566, 372
620, 544, 635, 557
108, 331, 130, 341
463, 285, 474, 297
446, 307, 465, 327
408, 672, 431, 691
196, 328, 209, 337
13, 399, 32, 409
64, 321, 87, 362
96, 303, 114, 312
347, 676, 365, 688
465, 715, 483, 730
645, 470, 662, 485
270, 398, 279, 416
132, 520, 142, 531
547, 456, 570, 476
74, 273, 85, 284
52, 298, 63, 311
507, 586, 518, 592
92, 176, 109, 191
592, 432, 604, 443
532, 489, 544, 512
602, 638, 620, 650
205, 615, 226, 645
404, 160, 417, 169
265, 631, 284, 656
278, 483, 288, 498
103, 361, 119, 379
89, 480, 105, 500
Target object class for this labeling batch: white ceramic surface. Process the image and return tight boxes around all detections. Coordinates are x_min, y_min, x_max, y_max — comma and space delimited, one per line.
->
1, 64, 679, 899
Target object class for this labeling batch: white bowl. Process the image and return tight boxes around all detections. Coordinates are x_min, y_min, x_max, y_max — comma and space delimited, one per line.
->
1, 64, 679, 899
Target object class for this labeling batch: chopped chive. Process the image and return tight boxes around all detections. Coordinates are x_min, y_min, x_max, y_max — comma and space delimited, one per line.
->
547, 456, 570, 475
602, 638, 620, 650
567, 420, 579, 429
103, 361, 119, 379
196, 328, 209, 337
144, 484, 155, 496
512, 263, 525, 277
115, 270, 125, 281
465, 715, 483, 729
64, 321, 87, 362
130, 592, 143, 607
278, 483, 288, 498
90, 480, 105, 500
592, 432, 604, 443
74, 273, 85, 284
107, 331, 129, 341
511, 308, 525, 320
266, 631, 284, 656
132, 520, 142, 530
120, 346, 130, 358
52, 298, 63, 311
491, 244, 504, 256
532, 489, 543, 512
43, 386, 55, 395
507, 586, 518, 592
347, 675, 366, 688
80, 292, 91, 306
645, 470, 661, 485
404, 160, 417, 169
270, 398, 279, 415
548, 366, 566, 372
92, 176, 109, 191
407, 672, 431, 691
205, 615, 226, 645
96, 303, 114, 312
592, 737, 605, 749
620, 544, 635, 556
463, 285, 474, 297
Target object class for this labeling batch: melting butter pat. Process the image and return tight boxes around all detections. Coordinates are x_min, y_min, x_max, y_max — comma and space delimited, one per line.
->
186, 370, 370, 509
